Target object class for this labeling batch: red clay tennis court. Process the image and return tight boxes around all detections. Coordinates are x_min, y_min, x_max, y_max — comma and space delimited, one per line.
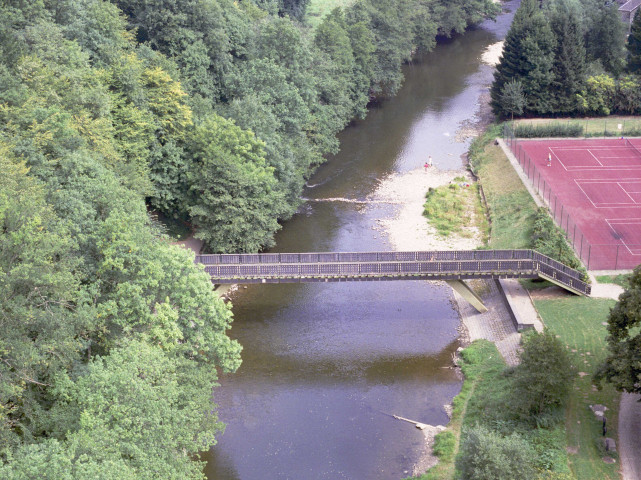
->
505, 136, 641, 271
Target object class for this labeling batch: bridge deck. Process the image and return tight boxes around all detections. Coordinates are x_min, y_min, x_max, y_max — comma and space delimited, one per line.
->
195, 250, 591, 296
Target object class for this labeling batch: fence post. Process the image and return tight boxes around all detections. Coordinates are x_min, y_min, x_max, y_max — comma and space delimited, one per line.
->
587, 245, 591, 270
580, 235, 584, 260
573, 225, 576, 246
615, 245, 619, 271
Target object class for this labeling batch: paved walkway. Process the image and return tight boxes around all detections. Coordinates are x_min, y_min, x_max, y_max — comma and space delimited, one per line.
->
454, 279, 521, 366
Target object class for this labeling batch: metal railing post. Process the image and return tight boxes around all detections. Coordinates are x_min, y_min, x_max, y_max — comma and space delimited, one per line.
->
615, 245, 619, 270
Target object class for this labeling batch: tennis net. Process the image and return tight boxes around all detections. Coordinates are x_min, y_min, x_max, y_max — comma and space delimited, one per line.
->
624, 137, 641, 158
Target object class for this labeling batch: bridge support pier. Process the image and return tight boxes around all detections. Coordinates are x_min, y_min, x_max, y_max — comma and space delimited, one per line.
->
446, 280, 488, 313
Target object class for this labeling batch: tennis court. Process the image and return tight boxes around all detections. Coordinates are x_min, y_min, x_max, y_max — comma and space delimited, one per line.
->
508, 137, 641, 270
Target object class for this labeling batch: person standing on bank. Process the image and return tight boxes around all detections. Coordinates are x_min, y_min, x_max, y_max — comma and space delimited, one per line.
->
547, 152, 552, 167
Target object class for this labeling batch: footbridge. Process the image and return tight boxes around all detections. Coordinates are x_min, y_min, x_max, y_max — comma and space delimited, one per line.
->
196, 249, 590, 312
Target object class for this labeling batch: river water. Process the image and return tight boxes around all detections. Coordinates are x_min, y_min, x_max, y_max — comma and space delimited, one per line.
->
204, 3, 519, 478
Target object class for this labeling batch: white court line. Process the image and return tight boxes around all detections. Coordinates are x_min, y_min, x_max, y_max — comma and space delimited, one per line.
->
575, 181, 598, 208
619, 182, 638, 203
549, 147, 568, 171
564, 164, 641, 171
587, 149, 604, 166
574, 180, 641, 208
605, 219, 641, 255
576, 178, 641, 182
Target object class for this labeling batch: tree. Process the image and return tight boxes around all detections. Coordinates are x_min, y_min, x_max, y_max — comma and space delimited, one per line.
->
490, 0, 555, 116
576, 74, 616, 115
186, 114, 286, 252
615, 74, 641, 114
512, 329, 575, 418
0, 150, 83, 453
549, 1, 585, 114
499, 79, 525, 121
456, 425, 537, 480
626, 10, 641, 73
596, 266, 641, 394
585, 0, 626, 75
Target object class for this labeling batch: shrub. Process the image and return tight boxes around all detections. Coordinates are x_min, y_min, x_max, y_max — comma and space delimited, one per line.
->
431, 431, 455, 461
512, 330, 575, 419
531, 208, 588, 280
576, 74, 616, 115
513, 123, 584, 138
456, 424, 537, 480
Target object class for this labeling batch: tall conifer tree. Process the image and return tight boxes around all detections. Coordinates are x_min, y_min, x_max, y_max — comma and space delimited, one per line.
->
490, 0, 555, 116
626, 10, 641, 73
549, 1, 586, 113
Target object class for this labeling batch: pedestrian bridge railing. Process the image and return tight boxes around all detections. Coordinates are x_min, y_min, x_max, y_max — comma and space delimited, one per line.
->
195, 249, 590, 296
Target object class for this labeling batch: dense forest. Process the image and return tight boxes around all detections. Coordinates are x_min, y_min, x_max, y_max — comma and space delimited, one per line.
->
492, 0, 641, 117
0, 0, 499, 477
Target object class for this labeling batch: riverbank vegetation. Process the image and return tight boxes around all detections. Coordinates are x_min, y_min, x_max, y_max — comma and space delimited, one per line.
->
422, 176, 487, 239
416, 332, 576, 480
491, 0, 641, 118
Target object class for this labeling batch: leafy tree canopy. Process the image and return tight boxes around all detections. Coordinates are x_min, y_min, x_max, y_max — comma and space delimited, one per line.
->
596, 266, 641, 394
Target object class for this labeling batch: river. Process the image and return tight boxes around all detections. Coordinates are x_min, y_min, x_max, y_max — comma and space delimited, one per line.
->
204, 2, 519, 478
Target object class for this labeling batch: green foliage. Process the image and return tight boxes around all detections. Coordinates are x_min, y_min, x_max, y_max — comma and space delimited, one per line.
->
492, 0, 625, 116
576, 74, 616, 115
595, 273, 631, 289
596, 266, 641, 395
615, 74, 641, 114
0, 0, 504, 474
512, 123, 584, 138
533, 296, 620, 480
512, 330, 575, 420
0, 151, 82, 452
499, 79, 525, 120
584, 0, 626, 76
186, 114, 286, 252
432, 431, 456, 461
531, 208, 585, 276
456, 424, 537, 480
491, 0, 555, 116
468, 125, 537, 250
422, 180, 480, 237
627, 10, 641, 73
548, 2, 585, 114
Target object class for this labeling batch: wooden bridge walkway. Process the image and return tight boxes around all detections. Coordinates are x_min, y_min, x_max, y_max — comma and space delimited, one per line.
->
195, 249, 591, 296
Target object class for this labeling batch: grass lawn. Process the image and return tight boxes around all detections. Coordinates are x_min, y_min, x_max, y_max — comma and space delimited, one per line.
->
533, 296, 620, 480
469, 125, 538, 249
513, 116, 641, 137
306, 0, 354, 27
595, 273, 632, 289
